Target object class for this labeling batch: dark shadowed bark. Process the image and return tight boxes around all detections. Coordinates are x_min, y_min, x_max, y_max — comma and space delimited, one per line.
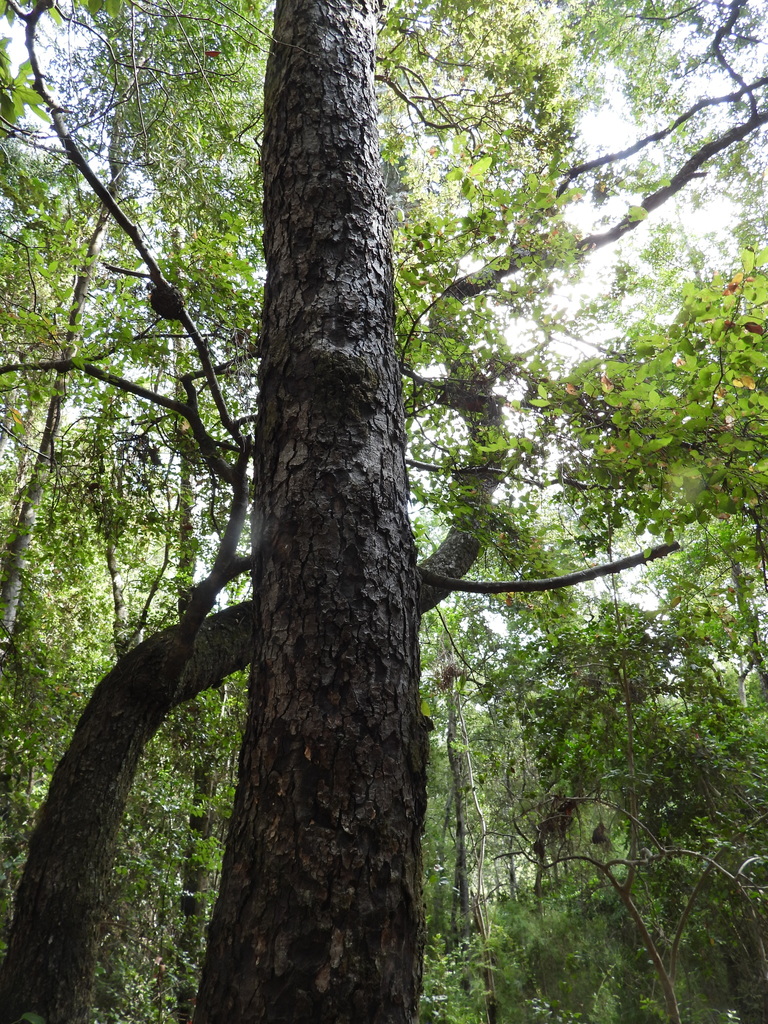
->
192, 1, 427, 1022
0, 601, 253, 1024
175, 762, 216, 1024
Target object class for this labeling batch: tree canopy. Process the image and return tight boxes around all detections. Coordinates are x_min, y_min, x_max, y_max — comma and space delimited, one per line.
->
0, 0, 767, 1022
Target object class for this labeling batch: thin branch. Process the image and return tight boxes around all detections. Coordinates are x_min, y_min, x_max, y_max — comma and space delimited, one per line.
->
579, 108, 768, 251
0, 355, 239, 484
103, 262, 152, 280
669, 854, 718, 984
558, 73, 768, 194
24, 1, 158, 273
176, 306, 242, 443
133, 538, 172, 643
711, 1, 754, 114
418, 541, 680, 595
176, 442, 252, 646
21, 0, 244, 449
429, 93, 768, 309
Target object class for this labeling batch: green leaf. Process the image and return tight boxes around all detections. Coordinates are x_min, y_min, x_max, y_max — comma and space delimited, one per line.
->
467, 155, 492, 178
627, 205, 648, 222
644, 436, 674, 452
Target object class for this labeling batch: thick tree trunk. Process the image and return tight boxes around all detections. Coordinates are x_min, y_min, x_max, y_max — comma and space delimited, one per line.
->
0, 602, 253, 1024
193, 1, 427, 1021
0, 2, 470, 1014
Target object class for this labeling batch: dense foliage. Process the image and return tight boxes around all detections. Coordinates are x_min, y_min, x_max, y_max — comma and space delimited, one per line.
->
1, 0, 768, 1020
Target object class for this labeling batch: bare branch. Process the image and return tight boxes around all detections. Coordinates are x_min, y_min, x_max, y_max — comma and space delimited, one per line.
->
419, 541, 680, 595
579, 109, 768, 251
21, 0, 244, 450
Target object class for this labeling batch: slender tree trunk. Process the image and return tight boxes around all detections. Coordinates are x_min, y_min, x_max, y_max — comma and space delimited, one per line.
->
454, 691, 496, 1024
0, 379, 64, 671
730, 561, 768, 702
0, 202, 112, 676
106, 540, 133, 653
193, 1, 427, 1021
614, 880, 681, 1024
447, 701, 471, 952
176, 763, 216, 1024
0, 396, 13, 461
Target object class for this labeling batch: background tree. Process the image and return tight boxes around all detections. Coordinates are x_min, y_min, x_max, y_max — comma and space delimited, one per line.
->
0, 0, 768, 1022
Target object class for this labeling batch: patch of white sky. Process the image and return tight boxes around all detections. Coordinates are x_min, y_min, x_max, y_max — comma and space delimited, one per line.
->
518, 73, 754, 366
6, 14, 32, 73
4, 11, 763, 615
479, 61, 768, 629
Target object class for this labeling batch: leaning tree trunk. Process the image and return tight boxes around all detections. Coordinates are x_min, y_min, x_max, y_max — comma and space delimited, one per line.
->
0, 601, 253, 1024
193, 1, 427, 1022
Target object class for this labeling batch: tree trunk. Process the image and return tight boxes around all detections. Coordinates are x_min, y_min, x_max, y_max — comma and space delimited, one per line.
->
193, 1, 427, 1021
0, 380, 64, 672
447, 701, 471, 952
0, 602, 253, 1024
176, 762, 216, 1024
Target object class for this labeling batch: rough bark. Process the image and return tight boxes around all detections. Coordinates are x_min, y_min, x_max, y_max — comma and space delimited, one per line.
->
419, 528, 482, 613
192, 1, 427, 1021
0, 601, 252, 1024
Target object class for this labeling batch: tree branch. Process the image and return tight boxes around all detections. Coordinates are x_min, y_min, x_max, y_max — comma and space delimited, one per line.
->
176, 443, 252, 646
0, 356, 239, 483
418, 542, 680, 595
579, 109, 768, 251
21, 0, 244, 450
557, 74, 768, 194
